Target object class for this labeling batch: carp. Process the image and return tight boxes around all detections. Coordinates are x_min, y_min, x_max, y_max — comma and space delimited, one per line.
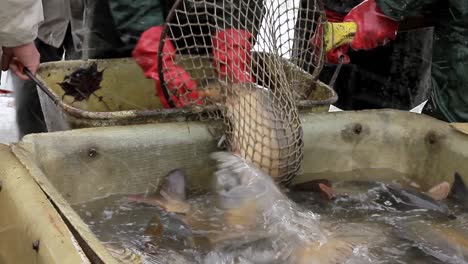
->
130, 152, 382, 263
394, 218, 468, 264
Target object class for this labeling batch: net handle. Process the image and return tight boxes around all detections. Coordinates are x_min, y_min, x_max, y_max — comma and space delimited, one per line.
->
157, 0, 184, 108
304, 0, 326, 98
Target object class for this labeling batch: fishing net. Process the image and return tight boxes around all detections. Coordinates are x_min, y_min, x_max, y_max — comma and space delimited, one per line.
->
157, 0, 326, 184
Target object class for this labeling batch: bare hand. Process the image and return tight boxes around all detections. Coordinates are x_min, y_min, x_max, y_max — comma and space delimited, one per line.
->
1, 42, 40, 80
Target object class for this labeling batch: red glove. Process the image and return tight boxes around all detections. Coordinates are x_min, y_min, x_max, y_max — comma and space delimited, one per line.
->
326, 46, 350, 64
344, 0, 399, 50
132, 26, 201, 108
212, 29, 255, 83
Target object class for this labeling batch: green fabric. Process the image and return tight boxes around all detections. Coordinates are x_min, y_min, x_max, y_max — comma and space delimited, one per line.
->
83, 0, 127, 59
109, 0, 166, 52
167, 0, 264, 55
322, 0, 362, 14
85, 0, 264, 58
376, 0, 468, 122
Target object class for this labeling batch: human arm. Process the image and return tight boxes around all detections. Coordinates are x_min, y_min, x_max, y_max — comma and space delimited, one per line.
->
343, 0, 461, 51
0, 0, 43, 79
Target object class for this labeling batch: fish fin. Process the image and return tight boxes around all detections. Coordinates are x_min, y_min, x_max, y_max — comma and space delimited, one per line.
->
127, 169, 189, 212
295, 237, 364, 264
290, 179, 332, 192
319, 183, 336, 200
159, 169, 187, 202
449, 172, 468, 200
426, 181, 450, 201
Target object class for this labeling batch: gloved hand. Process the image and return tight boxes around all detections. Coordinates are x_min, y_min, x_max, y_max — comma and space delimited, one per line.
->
326, 46, 350, 64
343, 0, 399, 50
322, 9, 351, 64
1, 43, 40, 80
132, 26, 201, 108
309, 17, 350, 65
212, 29, 255, 83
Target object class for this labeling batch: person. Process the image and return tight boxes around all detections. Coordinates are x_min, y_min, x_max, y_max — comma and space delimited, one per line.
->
132, 0, 264, 108
82, 0, 170, 60
331, 0, 468, 122
293, 0, 432, 112
0, 0, 43, 80
10, 0, 85, 139
82, 0, 264, 108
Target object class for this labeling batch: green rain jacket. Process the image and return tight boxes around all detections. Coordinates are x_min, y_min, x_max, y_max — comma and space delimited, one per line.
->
376, 0, 468, 122
84, 0, 263, 59
83, 0, 168, 59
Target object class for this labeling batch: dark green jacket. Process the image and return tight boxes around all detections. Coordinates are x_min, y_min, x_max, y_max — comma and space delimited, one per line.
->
84, 0, 263, 59
83, 0, 168, 59
322, 0, 363, 14
376, 0, 468, 122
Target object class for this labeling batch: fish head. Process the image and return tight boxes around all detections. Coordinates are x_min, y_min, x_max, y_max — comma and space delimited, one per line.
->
377, 183, 454, 218
211, 152, 287, 211
128, 169, 190, 214
211, 152, 289, 230
159, 169, 187, 202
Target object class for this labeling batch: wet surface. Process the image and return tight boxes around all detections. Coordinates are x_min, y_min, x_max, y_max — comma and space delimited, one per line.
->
74, 169, 468, 264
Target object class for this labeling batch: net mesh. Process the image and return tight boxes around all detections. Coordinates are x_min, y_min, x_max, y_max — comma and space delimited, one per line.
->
158, 0, 325, 184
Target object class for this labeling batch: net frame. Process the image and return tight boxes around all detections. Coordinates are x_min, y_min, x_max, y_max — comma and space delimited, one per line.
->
157, 0, 326, 184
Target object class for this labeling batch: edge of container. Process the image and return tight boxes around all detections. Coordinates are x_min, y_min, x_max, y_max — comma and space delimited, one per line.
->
36, 58, 338, 120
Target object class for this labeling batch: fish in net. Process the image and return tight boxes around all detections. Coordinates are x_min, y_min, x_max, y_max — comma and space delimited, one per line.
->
133, 0, 327, 184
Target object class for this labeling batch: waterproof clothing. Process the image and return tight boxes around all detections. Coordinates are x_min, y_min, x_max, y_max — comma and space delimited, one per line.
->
310, 0, 432, 111
84, 0, 264, 59
83, 0, 167, 59
343, 0, 399, 50
0, 0, 43, 47
322, 0, 363, 14
376, 0, 468, 122
38, 0, 85, 50
133, 26, 202, 108
87, 0, 264, 108
15, 27, 82, 139
15, 0, 84, 138
132, 0, 264, 108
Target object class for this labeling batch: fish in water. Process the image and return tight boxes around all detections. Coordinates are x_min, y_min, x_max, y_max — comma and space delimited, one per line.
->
372, 183, 455, 219
393, 218, 468, 264
130, 152, 380, 263
129, 167, 268, 250
104, 243, 145, 264
449, 172, 468, 211
289, 179, 454, 218
104, 241, 193, 264
205, 152, 380, 264
289, 179, 336, 200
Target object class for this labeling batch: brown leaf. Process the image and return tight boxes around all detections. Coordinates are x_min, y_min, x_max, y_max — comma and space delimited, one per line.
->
58, 62, 104, 101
